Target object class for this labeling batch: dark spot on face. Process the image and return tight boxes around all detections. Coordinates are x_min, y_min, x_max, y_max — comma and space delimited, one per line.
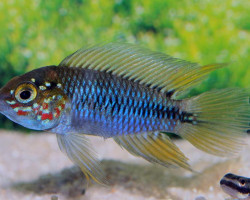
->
49, 82, 58, 89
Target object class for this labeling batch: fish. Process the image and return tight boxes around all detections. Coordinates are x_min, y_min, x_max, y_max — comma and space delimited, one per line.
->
220, 173, 250, 199
0, 43, 249, 184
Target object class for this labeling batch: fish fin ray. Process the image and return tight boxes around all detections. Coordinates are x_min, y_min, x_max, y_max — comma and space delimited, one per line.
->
56, 133, 108, 185
114, 132, 191, 170
179, 88, 249, 156
59, 43, 225, 97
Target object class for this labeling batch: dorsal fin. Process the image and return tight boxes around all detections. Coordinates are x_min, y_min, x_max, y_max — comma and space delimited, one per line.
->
59, 43, 225, 97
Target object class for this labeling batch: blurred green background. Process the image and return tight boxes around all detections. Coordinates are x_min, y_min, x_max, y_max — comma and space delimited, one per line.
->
0, 0, 249, 130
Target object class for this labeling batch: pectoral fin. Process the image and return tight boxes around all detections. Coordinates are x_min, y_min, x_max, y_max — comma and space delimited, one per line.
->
56, 133, 107, 185
114, 132, 191, 170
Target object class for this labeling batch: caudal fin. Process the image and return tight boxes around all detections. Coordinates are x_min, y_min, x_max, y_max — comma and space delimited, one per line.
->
178, 88, 249, 156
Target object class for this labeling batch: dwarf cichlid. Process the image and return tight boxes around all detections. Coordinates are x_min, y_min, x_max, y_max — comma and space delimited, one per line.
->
0, 43, 249, 184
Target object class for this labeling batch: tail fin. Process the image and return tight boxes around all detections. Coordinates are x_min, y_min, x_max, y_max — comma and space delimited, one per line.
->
178, 88, 249, 156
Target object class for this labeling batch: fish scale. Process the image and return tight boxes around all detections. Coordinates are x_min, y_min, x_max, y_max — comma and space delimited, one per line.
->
57, 66, 182, 137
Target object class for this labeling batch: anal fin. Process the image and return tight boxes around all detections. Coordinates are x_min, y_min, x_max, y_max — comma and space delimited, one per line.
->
114, 132, 191, 170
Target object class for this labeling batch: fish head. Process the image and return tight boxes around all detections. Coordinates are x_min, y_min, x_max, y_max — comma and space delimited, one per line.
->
0, 66, 68, 130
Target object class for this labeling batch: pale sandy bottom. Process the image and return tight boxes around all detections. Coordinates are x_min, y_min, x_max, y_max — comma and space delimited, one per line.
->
0, 130, 249, 200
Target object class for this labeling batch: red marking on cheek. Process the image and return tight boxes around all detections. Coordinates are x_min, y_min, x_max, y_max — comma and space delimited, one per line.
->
32, 107, 42, 115
41, 113, 53, 120
17, 110, 28, 116
33, 107, 39, 112
42, 103, 49, 110
54, 108, 61, 118
11, 103, 21, 109
61, 104, 65, 110
33, 107, 39, 111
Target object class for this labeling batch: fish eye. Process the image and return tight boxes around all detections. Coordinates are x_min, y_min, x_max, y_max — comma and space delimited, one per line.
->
15, 83, 37, 103
240, 179, 246, 186
20, 90, 31, 99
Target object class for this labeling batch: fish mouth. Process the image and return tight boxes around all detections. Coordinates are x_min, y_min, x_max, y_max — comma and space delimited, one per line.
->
0, 97, 4, 112
0, 99, 9, 113
0, 84, 11, 106
0, 91, 10, 113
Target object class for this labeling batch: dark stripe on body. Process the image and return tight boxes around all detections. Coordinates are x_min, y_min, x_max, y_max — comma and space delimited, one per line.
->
220, 179, 250, 194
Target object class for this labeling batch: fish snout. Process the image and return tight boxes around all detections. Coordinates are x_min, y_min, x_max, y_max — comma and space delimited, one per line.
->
0, 89, 8, 112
